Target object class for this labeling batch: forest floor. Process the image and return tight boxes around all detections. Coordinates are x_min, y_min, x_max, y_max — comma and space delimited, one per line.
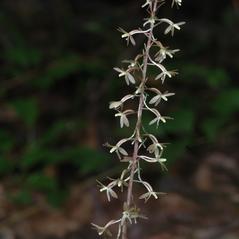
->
1, 151, 239, 239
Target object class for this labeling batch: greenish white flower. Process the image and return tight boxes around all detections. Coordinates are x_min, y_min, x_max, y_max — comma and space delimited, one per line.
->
92, 220, 120, 236
145, 134, 166, 156
149, 91, 175, 106
141, 0, 152, 8
172, 0, 182, 8
109, 101, 122, 109
121, 94, 135, 103
116, 169, 129, 189
110, 144, 128, 158
139, 155, 167, 164
115, 112, 129, 128
155, 47, 180, 63
147, 142, 163, 157
109, 94, 135, 110
97, 180, 118, 202
109, 138, 130, 159
118, 28, 151, 46
159, 18, 185, 36
123, 54, 143, 69
139, 191, 164, 203
91, 223, 111, 236
149, 56, 172, 83
118, 27, 136, 45
115, 110, 134, 128
114, 67, 136, 85
149, 109, 167, 127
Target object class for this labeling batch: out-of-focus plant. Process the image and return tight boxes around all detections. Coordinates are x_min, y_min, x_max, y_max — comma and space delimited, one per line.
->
1, 0, 237, 210
92, 0, 185, 238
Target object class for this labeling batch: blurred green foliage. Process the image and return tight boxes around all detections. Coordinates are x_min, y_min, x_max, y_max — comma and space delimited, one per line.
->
0, 0, 238, 206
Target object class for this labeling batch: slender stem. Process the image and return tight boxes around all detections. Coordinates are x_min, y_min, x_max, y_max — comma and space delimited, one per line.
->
121, 2, 157, 239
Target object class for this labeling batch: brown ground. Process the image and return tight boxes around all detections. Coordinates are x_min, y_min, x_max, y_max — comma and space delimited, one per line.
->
1, 152, 239, 239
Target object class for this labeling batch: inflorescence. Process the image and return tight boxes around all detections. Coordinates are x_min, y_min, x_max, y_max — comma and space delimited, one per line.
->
92, 1, 185, 238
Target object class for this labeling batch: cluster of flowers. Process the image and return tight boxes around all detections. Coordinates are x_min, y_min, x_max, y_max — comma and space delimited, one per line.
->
92, 0, 184, 238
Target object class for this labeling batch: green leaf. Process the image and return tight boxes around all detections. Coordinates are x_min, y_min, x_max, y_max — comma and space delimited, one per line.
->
0, 130, 15, 152
25, 172, 58, 192
47, 190, 68, 207
164, 138, 191, 165
0, 157, 13, 175
207, 69, 230, 88
21, 147, 60, 168
162, 109, 195, 134
202, 117, 227, 142
182, 64, 229, 88
5, 46, 42, 67
21, 146, 110, 174
10, 98, 39, 126
40, 121, 68, 145
83, 21, 104, 33
11, 190, 33, 205
212, 88, 239, 116
69, 147, 110, 174
32, 54, 81, 89
21, 147, 42, 168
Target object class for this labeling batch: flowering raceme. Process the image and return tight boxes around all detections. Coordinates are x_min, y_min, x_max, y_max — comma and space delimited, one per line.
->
92, 0, 185, 238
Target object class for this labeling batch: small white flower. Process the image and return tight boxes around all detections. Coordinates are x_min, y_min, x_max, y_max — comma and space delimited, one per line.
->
155, 69, 178, 83
149, 91, 175, 106
142, 0, 152, 8
118, 28, 151, 45
109, 101, 122, 109
118, 28, 136, 45
123, 60, 137, 69
109, 138, 130, 159
97, 181, 118, 202
149, 109, 167, 127
123, 54, 142, 70
115, 110, 134, 128
121, 94, 135, 103
114, 67, 127, 77
145, 134, 166, 157
149, 95, 161, 106
109, 95, 134, 110
172, 0, 182, 8
147, 142, 164, 157
91, 223, 109, 236
155, 47, 180, 63
139, 191, 165, 203
155, 71, 171, 83
161, 92, 175, 101
110, 145, 128, 158
159, 18, 185, 36
92, 220, 119, 236
148, 56, 172, 83
115, 112, 129, 128
149, 115, 167, 127
114, 67, 136, 85
116, 169, 129, 189
139, 155, 167, 165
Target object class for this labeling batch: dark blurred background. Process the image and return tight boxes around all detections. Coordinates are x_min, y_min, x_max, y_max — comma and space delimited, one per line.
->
0, 0, 239, 238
